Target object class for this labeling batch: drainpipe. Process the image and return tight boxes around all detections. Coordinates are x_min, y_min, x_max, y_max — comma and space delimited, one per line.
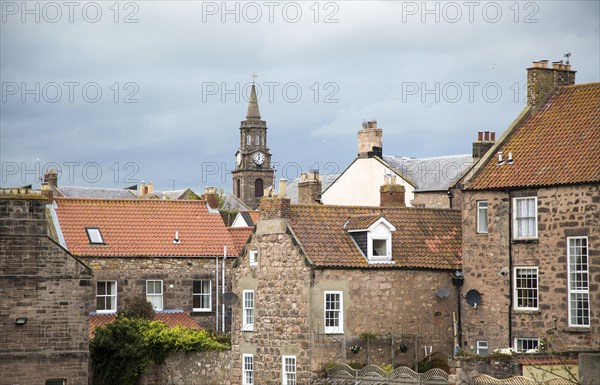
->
216, 255, 219, 333
507, 189, 513, 348
447, 190, 454, 209
452, 270, 464, 355
222, 245, 227, 333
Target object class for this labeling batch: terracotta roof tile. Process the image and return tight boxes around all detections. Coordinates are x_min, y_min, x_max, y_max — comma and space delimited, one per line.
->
518, 356, 578, 366
344, 215, 382, 231
289, 205, 461, 269
89, 311, 202, 338
54, 198, 238, 257
469, 83, 600, 190
228, 227, 253, 254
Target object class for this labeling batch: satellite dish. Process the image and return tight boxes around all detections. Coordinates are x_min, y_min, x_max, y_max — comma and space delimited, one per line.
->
465, 289, 481, 307
221, 292, 239, 306
436, 288, 450, 299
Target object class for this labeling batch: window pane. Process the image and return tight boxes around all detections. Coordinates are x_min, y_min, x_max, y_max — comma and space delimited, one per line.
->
477, 201, 488, 233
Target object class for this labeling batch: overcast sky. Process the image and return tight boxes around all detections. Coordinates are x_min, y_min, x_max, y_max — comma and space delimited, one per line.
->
1, 1, 599, 192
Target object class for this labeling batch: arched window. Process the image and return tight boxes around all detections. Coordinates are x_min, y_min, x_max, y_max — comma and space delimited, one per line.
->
236, 179, 241, 198
255, 135, 260, 145
255, 179, 263, 197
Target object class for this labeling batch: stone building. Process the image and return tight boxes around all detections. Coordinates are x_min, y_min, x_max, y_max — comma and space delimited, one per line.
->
230, 192, 462, 384
50, 197, 250, 332
0, 189, 93, 385
232, 84, 275, 209
320, 120, 475, 208
458, 60, 599, 354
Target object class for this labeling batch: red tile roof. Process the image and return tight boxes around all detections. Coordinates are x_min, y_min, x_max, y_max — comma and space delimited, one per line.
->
228, 227, 253, 254
54, 198, 238, 257
89, 311, 202, 338
289, 205, 461, 269
468, 83, 600, 190
344, 215, 384, 231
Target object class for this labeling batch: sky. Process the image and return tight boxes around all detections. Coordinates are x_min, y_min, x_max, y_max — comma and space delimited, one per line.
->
1, 0, 599, 193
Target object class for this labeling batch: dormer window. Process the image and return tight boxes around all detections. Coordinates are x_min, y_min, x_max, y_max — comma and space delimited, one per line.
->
345, 216, 396, 264
86, 227, 105, 244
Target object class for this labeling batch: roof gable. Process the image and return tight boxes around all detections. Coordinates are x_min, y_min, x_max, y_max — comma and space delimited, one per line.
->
468, 83, 600, 190
54, 198, 238, 257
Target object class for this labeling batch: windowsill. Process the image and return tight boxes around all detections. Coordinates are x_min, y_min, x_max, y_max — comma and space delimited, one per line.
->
94, 310, 117, 315
476, 232, 489, 236
242, 327, 254, 332
514, 309, 541, 315
190, 310, 212, 314
512, 239, 538, 244
563, 327, 591, 333
324, 330, 344, 335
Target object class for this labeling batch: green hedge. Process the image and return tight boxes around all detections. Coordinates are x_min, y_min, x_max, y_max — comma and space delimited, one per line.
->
90, 317, 230, 385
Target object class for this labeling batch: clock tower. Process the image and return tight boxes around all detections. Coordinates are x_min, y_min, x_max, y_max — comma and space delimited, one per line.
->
232, 84, 275, 209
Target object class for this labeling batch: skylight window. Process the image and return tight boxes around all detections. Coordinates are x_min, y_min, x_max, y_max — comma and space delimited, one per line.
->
86, 227, 105, 244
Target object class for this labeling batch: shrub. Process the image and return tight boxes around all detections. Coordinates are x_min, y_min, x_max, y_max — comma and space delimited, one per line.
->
117, 297, 155, 320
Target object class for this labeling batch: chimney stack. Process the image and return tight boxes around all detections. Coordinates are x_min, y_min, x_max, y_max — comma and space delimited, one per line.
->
379, 175, 405, 207
357, 120, 383, 158
259, 196, 291, 220
472, 131, 496, 160
527, 58, 576, 107
279, 178, 287, 198
202, 186, 220, 209
298, 170, 322, 205
42, 168, 58, 189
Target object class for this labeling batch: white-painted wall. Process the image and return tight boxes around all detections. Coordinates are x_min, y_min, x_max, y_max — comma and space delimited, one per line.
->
321, 158, 415, 206
231, 213, 250, 228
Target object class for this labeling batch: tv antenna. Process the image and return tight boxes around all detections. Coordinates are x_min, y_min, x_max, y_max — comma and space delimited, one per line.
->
564, 52, 571, 65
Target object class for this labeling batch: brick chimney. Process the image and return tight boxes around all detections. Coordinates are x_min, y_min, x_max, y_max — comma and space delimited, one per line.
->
202, 186, 220, 209
0, 189, 48, 236
42, 168, 58, 189
358, 120, 383, 158
259, 197, 291, 220
472, 131, 496, 160
279, 178, 287, 198
298, 171, 322, 205
379, 175, 405, 207
527, 59, 575, 107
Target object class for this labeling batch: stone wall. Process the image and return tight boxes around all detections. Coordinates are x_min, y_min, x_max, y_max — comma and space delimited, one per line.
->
460, 183, 600, 352
82, 256, 235, 331
412, 191, 451, 209
0, 194, 93, 385
231, 217, 459, 382
140, 350, 231, 385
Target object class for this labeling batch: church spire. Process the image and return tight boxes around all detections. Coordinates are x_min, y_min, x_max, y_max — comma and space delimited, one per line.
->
246, 84, 261, 119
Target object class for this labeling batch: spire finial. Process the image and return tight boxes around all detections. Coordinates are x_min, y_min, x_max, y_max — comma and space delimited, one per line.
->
252, 72, 258, 85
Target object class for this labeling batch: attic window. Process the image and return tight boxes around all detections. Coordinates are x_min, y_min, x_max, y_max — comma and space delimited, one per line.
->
346, 217, 396, 264
86, 227, 104, 244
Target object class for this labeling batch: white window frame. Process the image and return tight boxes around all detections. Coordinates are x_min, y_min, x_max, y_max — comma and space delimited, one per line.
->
249, 249, 258, 267
282, 355, 296, 385
367, 233, 392, 262
477, 200, 488, 234
476, 340, 488, 355
242, 290, 254, 331
146, 280, 164, 311
96, 280, 117, 314
514, 267, 539, 310
514, 337, 538, 352
192, 280, 211, 312
86, 227, 104, 244
247, 135, 252, 145
567, 236, 590, 327
324, 291, 344, 334
513, 197, 538, 239
242, 354, 254, 385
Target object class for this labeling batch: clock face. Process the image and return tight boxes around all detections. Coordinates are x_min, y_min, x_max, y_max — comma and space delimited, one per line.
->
252, 152, 265, 165
236, 153, 242, 166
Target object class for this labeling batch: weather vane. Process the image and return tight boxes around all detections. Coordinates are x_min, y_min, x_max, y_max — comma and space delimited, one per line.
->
252, 72, 258, 85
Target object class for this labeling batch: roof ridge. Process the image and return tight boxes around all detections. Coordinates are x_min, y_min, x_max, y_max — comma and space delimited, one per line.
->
55, 197, 208, 204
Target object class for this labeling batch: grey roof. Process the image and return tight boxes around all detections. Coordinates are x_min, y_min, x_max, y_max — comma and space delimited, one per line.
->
57, 186, 137, 199
222, 193, 251, 211
382, 154, 473, 192
153, 189, 199, 200
285, 174, 340, 204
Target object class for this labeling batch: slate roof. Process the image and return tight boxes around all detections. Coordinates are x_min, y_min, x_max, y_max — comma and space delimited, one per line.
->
155, 189, 200, 200
89, 310, 202, 338
382, 154, 473, 192
289, 204, 461, 269
222, 193, 251, 211
54, 198, 239, 257
468, 83, 600, 190
239, 210, 259, 226
285, 174, 340, 203
57, 186, 137, 199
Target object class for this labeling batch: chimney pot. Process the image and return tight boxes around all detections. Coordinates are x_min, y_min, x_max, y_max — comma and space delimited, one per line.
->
491, 132, 496, 141
477, 131, 483, 141
279, 178, 287, 198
